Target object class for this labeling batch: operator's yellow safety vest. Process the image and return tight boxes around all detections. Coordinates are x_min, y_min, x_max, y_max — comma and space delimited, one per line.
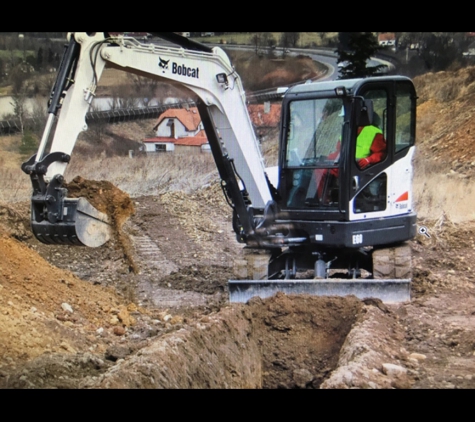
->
355, 125, 382, 160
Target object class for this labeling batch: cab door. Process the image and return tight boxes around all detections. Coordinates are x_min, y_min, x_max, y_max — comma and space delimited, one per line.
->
349, 79, 416, 221
279, 96, 346, 221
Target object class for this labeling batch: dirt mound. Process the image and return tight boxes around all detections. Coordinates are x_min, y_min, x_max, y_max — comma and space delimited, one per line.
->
0, 234, 140, 368
410, 217, 475, 298
0, 202, 31, 242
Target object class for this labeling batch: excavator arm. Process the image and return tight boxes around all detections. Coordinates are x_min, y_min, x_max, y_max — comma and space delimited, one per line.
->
22, 32, 275, 247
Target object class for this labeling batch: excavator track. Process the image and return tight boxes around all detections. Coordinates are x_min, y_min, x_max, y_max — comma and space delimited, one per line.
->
229, 245, 412, 304
372, 242, 412, 279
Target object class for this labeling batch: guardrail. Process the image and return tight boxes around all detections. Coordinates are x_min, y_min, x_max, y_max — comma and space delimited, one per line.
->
0, 91, 286, 136
0, 101, 196, 136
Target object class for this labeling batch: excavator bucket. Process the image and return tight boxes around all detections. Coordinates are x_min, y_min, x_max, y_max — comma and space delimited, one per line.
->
31, 197, 112, 247
228, 278, 411, 304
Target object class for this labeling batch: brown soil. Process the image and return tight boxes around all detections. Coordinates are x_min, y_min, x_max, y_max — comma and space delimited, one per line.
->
1, 180, 475, 389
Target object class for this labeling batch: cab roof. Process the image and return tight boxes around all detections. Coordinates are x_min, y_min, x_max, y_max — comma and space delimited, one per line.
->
285, 76, 413, 97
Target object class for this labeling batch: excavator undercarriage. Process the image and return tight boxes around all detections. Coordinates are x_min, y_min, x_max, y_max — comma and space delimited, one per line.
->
229, 242, 412, 303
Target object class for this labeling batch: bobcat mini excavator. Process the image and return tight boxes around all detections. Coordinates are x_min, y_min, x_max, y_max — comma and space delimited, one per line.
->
21, 32, 417, 303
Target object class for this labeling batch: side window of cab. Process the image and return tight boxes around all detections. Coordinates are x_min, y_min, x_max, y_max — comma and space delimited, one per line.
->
354, 89, 388, 170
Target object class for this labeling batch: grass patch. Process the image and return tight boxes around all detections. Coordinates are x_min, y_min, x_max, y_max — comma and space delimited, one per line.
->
0, 50, 35, 60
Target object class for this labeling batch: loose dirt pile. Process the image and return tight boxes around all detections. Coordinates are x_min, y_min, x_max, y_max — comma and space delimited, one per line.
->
65, 176, 135, 229
414, 67, 475, 176
0, 224, 141, 366
65, 176, 137, 273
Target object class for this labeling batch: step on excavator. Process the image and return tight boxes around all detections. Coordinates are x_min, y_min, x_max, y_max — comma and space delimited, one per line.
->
22, 32, 417, 303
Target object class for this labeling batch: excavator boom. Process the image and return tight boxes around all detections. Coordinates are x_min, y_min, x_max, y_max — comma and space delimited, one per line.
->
22, 32, 274, 248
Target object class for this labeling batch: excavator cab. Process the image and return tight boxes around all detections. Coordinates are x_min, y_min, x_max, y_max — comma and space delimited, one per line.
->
283, 97, 344, 210
277, 77, 417, 249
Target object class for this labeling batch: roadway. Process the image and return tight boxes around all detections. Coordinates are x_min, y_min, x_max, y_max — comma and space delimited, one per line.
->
205, 43, 395, 81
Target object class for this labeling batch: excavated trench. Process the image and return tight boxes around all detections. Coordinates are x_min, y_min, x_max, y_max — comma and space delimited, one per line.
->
71, 293, 366, 389
1, 286, 376, 389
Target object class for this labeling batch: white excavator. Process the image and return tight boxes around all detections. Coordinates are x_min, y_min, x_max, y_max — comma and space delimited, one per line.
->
21, 32, 418, 303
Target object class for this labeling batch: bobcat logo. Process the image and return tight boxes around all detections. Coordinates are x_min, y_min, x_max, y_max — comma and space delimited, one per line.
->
159, 57, 170, 70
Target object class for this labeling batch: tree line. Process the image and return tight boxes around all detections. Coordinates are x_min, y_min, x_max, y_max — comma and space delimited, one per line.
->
204, 32, 475, 79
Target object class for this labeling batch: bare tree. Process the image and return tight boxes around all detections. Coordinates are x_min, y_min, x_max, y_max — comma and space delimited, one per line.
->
10, 87, 27, 136
251, 33, 264, 54
397, 32, 469, 74
128, 74, 160, 107
10, 80, 40, 157
28, 97, 47, 138
251, 33, 276, 56
9, 63, 29, 94
263, 33, 276, 46
418, 32, 466, 72
108, 85, 140, 110
280, 32, 301, 48
318, 32, 327, 46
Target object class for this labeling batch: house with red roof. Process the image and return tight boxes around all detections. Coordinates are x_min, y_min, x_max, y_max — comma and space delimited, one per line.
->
378, 33, 397, 51
144, 107, 209, 154
143, 103, 281, 154
247, 103, 281, 140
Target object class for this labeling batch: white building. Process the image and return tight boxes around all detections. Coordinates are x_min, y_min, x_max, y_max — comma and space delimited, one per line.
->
144, 107, 209, 154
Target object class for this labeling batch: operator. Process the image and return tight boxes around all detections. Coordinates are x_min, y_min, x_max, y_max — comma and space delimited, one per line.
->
312, 112, 386, 204
355, 113, 387, 170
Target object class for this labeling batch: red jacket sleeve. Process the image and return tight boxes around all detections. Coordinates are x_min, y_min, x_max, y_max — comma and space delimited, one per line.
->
366, 133, 387, 165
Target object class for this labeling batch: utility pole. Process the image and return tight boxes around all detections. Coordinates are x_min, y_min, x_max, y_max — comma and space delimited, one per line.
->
18, 33, 25, 61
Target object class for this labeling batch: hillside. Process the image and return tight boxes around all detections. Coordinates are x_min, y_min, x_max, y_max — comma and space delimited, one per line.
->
1, 67, 475, 388
412, 66, 475, 222
414, 66, 475, 171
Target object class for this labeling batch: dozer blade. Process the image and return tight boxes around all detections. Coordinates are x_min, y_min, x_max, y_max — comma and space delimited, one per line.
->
32, 197, 112, 247
228, 278, 411, 304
